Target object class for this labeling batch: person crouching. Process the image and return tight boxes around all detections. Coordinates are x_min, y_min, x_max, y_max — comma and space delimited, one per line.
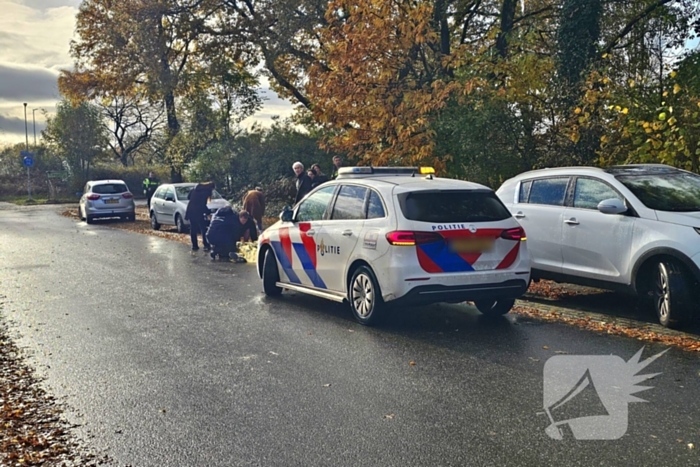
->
206, 206, 237, 261
206, 208, 258, 262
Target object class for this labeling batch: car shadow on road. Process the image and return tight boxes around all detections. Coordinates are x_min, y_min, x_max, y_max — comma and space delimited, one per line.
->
523, 290, 700, 335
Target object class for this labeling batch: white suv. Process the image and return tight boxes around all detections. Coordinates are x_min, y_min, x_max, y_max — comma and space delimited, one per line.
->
257, 167, 531, 325
496, 164, 700, 327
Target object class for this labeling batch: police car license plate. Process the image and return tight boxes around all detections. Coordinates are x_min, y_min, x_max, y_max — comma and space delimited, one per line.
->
105, 199, 119, 204
450, 238, 494, 253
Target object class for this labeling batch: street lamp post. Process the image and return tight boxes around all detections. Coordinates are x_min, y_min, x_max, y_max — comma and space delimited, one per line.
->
32, 108, 40, 148
23, 103, 28, 151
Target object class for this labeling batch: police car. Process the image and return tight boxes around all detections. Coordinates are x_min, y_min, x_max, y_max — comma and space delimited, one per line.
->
257, 167, 531, 325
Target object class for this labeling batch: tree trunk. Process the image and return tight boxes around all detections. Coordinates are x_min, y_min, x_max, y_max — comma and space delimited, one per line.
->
496, 0, 518, 59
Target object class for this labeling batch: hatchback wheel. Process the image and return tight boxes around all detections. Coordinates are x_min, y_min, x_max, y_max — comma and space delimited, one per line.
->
86, 215, 95, 225
474, 299, 515, 316
349, 266, 384, 325
150, 212, 161, 231
78, 204, 84, 221
262, 249, 282, 296
175, 214, 187, 233
652, 259, 691, 327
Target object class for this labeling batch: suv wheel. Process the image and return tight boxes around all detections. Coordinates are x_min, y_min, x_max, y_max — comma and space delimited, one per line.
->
175, 214, 187, 233
349, 266, 384, 326
150, 212, 161, 231
652, 259, 691, 327
262, 249, 282, 296
78, 204, 84, 221
474, 299, 515, 316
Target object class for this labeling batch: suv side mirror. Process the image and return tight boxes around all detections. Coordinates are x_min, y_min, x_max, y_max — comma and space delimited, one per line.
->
597, 198, 627, 215
280, 206, 294, 222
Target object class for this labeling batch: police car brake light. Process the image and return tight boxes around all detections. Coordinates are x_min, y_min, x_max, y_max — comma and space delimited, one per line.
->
386, 231, 443, 246
501, 227, 526, 241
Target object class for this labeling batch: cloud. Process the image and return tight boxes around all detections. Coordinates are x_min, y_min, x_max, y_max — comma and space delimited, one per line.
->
0, 113, 46, 138
0, 62, 59, 101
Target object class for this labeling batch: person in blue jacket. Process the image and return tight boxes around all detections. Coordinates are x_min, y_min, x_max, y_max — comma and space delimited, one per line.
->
206, 207, 257, 262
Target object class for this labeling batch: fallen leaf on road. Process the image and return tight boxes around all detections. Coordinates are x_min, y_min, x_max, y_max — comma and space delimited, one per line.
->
323, 383, 331, 387
528, 357, 540, 362
269, 351, 279, 356
543, 346, 549, 350
688, 443, 695, 449
554, 351, 568, 354
409, 361, 416, 366
384, 414, 395, 420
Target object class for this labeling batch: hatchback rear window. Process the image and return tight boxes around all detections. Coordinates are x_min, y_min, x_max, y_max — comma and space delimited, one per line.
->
92, 183, 128, 194
398, 190, 511, 223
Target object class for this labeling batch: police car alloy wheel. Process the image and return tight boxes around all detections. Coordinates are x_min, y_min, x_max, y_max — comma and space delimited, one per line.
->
349, 266, 383, 325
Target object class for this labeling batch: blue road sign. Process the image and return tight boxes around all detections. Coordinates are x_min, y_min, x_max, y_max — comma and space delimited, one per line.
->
20, 151, 34, 167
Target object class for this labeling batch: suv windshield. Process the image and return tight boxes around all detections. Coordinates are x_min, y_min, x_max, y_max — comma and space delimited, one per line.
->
616, 172, 700, 212
92, 183, 128, 194
398, 190, 511, 223
176, 186, 223, 200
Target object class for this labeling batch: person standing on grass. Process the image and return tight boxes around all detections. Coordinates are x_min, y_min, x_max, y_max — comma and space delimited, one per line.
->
293, 161, 313, 204
330, 156, 342, 180
185, 181, 214, 252
142, 171, 160, 209
242, 186, 265, 233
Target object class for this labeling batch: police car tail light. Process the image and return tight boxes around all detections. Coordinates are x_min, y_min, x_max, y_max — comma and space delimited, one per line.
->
87, 194, 100, 201
386, 231, 443, 246
501, 227, 526, 241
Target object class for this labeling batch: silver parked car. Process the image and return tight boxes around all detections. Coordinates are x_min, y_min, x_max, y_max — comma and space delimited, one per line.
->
149, 183, 230, 233
78, 179, 136, 224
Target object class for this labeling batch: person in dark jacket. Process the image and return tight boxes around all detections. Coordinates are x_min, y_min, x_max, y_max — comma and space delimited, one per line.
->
310, 164, 329, 188
293, 161, 313, 204
206, 206, 237, 261
185, 181, 214, 252
206, 208, 258, 262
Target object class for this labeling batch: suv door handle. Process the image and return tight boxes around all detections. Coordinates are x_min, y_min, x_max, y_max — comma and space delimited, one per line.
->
564, 218, 579, 225
514, 212, 525, 219
342, 230, 353, 237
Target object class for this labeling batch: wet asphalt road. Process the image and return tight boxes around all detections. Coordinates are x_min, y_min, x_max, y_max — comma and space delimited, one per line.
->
1, 204, 699, 466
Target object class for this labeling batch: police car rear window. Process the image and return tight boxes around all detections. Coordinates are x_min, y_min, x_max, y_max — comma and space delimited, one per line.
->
398, 190, 511, 223
92, 183, 128, 194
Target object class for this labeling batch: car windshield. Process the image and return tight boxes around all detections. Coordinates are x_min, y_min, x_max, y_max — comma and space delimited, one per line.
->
398, 190, 512, 223
92, 183, 128, 194
616, 172, 700, 212
175, 186, 223, 200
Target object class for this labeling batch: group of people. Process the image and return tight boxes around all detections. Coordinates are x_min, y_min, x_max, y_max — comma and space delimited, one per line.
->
293, 156, 343, 203
185, 182, 260, 262
139, 155, 344, 262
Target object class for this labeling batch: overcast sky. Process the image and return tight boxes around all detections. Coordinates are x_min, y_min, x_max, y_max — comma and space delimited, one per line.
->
0, 0, 294, 147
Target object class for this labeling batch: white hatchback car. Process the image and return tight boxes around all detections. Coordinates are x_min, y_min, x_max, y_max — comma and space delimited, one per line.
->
257, 167, 531, 325
496, 164, 700, 327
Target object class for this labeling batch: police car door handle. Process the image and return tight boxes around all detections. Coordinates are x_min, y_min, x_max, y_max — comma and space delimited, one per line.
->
564, 218, 579, 225
342, 230, 353, 237
306, 229, 316, 236
514, 212, 525, 219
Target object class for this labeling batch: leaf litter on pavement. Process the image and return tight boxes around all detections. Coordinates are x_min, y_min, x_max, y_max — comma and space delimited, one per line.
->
0, 317, 113, 466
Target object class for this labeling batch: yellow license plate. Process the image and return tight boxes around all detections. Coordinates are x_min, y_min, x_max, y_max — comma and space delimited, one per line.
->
450, 238, 494, 253
105, 199, 119, 204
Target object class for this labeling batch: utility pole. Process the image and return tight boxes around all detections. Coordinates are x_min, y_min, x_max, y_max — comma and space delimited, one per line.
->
22, 103, 32, 201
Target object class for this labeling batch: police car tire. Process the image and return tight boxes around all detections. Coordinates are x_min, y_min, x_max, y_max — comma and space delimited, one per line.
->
150, 212, 161, 231
349, 266, 384, 326
474, 298, 515, 316
263, 249, 282, 296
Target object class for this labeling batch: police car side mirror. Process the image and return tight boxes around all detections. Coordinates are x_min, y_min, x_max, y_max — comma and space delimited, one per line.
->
280, 206, 294, 223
